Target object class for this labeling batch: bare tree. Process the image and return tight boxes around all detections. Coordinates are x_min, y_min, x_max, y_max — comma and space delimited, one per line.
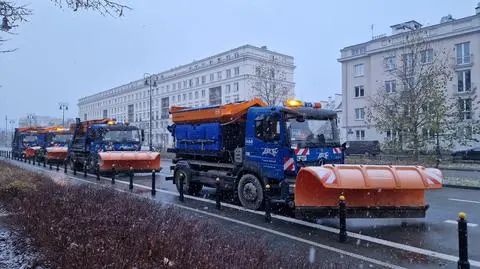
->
367, 31, 456, 158
1, 0, 130, 52
248, 57, 292, 105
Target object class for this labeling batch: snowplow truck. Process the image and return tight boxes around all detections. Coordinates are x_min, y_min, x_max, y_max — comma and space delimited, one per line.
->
167, 99, 443, 219
68, 118, 161, 174
11, 127, 48, 159
31, 127, 72, 164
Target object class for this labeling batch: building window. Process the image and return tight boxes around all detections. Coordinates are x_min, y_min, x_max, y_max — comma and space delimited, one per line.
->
183, 80, 187, 88
189, 79, 193, 87
160, 97, 169, 119
233, 94, 240, 102
172, 95, 176, 102
354, 64, 364, 77
172, 83, 176, 90
385, 56, 396, 70
385, 80, 396, 93
183, 94, 186, 101
403, 53, 413, 68
201, 76, 206, 84
234, 52, 239, 58
195, 77, 199, 86
421, 49, 433, 64
234, 82, 239, 92
225, 84, 231, 94
209, 86, 222, 105
201, 89, 205, 97
355, 108, 365, 120
178, 82, 181, 89
226, 69, 231, 78
459, 99, 472, 120
457, 70, 471, 92
177, 94, 181, 102
422, 128, 435, 140
166, 85, 170, 91
354, 85, 364, 97
217, 71, 222, 80
456, 42, 470, 65
355, 130, 365, 140
189, 92, 193, 100
457, 126, 473, 140
210, 73, 214, 81
234, 67, 240, 76
386, 129, 398, 141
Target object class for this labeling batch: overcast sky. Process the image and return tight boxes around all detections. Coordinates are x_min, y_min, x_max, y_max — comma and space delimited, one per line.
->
0, 0, 478, 124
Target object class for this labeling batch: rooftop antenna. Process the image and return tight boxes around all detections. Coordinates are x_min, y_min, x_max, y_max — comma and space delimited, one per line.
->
371, 24, 374, 40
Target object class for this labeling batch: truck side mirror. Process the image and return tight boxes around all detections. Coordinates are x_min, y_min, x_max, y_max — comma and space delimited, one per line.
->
141, 130, 145, 142
296, 115, 305, 122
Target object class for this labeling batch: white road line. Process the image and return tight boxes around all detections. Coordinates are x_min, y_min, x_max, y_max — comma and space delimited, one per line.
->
449, 198, 480, 204
5, 159, 480, 268
444, 220, 479, 227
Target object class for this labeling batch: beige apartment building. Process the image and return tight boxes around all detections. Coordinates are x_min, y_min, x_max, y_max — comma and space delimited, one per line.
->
338, 4, 480, 150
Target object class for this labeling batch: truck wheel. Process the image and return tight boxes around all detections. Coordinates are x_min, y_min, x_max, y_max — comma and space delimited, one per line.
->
175, 169, 203, 196
237, 174, 263, 210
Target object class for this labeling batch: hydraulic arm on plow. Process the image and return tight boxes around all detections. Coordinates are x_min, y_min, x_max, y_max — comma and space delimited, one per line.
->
167, 99, 443, 219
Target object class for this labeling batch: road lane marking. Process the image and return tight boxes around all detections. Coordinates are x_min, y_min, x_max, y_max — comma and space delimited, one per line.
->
5, 159, 480, 268
449, 198, 480, 204
444, 220, 478, 227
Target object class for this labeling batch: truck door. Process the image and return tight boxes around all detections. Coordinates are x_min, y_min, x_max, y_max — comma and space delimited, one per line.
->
246, 111, 284, 180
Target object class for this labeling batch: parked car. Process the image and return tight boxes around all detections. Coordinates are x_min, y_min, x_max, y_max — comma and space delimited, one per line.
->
345, 140, 381, 156
451, 147, 480, 160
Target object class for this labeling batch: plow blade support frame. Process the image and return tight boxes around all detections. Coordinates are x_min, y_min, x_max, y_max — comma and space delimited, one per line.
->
294, 165, 443, 219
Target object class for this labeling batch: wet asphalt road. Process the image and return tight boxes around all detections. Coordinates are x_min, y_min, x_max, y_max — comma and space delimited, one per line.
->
2, 155, 480, 268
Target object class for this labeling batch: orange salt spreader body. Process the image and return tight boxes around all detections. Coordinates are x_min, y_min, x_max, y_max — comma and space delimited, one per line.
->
294, 164, 443, 219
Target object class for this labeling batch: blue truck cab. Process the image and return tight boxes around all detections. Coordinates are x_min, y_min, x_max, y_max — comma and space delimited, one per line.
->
169, 100, 345, 210
11, 128, 47, 158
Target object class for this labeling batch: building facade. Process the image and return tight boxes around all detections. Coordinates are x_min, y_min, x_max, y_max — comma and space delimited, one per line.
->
18, 115, 74, 128
78, 45, 295, 149
338, 4, 480, 150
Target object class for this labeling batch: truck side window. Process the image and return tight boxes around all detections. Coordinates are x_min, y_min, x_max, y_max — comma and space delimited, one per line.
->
264, 118, 280, 142
255, 119, 264, 139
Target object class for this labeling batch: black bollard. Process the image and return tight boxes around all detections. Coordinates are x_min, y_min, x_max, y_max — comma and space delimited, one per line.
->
64, 160, 67, 173
43, 158, 46, 168
49, 161, 52, 170
23, 155, 26, 163
151, 170, 156, 196
264, 184, 272, 223
339, 195, 347, 243
179, 173, 185, 202
215, 177, 222, 210
32, 156, 35, 166
37, 157, 41, 167
56, 162, 59, 172
111, 165, 116, 184
28, 157, 31, 164
96, 164, 100, 180
458, 212, 470, 269
73, 160, 77, 175
129, 167, 134, 190
83, 161, 87, 177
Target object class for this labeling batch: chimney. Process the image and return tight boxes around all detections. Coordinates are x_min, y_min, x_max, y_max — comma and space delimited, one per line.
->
476, 2, 480, 15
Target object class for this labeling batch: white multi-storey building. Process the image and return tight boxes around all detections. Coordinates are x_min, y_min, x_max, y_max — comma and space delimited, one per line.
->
338, 4, 480, 150
78, 45, 295, 148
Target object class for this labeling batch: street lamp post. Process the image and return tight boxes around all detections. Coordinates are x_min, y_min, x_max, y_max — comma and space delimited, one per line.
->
9, 120, 15, 147
144, 73, 158, 151
59, 102, 69, 127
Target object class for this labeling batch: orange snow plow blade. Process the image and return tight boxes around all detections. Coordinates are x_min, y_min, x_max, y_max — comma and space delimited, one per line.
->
45, 147, 69, 162
24, 146, 41, 158
98, 152, 161, 173
295, 165, 442, 219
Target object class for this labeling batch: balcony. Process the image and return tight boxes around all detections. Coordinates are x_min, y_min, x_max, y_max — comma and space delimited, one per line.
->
453, 53, 474, 68
452, 83, 476, 95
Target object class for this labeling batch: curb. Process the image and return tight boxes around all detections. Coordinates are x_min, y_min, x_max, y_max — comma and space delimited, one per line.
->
443, 184, 480, 191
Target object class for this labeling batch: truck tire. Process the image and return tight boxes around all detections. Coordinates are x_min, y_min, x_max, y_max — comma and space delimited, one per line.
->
237, 174, 263, 210
175, 169, 203, 196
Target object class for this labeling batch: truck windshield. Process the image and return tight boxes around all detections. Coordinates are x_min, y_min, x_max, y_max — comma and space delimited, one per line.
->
287, 119, 339, 148
23, 135, 38, 143
103, 130, 140, 143
52, 134, 72, 144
